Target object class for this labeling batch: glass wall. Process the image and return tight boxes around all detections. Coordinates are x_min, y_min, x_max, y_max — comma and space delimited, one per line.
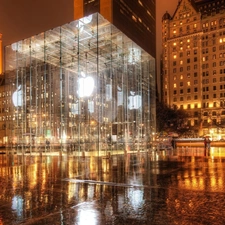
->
4, 13, 155, 153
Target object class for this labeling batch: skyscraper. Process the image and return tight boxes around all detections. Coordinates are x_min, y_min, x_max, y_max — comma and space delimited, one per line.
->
162, 0, 225, 138
74, 0, 156, 57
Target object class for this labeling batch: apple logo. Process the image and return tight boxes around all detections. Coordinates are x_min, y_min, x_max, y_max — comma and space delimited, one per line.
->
128, 91, 142, 109
117, 85, 123, 106
77, 72, 94, 98
106, 84, 112, 101
12, 85, 23, 107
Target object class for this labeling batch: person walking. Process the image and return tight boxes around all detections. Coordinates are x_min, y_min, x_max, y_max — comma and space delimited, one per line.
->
206, 137, 211, 149
204, 137, 207, 150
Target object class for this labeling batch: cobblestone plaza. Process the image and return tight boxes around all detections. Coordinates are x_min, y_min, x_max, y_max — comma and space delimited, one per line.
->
0, 148, 225, 224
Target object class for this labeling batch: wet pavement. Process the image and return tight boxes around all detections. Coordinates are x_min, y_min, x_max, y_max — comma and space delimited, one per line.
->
0, 147, 225, 225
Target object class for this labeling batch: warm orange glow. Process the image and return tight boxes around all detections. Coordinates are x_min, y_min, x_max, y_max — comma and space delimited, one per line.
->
0, 33, 2, 74
73, 0, 84, 20
100, 0, 113, 22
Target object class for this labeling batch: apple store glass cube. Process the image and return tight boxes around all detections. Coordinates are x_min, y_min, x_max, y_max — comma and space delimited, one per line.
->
4, 13, 156, 152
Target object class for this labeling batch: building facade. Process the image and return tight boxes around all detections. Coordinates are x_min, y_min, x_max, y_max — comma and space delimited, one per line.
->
74, 0, 156, 58
0, 33, 2, 75
162, 0, 225, 139
4, 13, 156, 152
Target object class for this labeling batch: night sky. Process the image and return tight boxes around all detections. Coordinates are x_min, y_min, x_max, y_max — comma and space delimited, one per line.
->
0, 0, 177, 47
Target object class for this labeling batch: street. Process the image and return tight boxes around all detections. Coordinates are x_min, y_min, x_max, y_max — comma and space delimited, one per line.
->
0, 147, 225, 224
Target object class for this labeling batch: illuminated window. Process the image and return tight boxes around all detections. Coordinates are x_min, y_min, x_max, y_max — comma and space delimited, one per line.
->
173, 29, 176, 34
173, 42, 177, 46
180, 75, 183, 79
173, 75, 177, 80
180, 21, 183, 25
174, 83, 177, 88
173, 55, 177, 59
187, 81, 191, 86
173, 23, 176, 27
138, 0, 143, 6
187, 39, 190, 43
180, 60, 183, 65
132, 15, 137, 22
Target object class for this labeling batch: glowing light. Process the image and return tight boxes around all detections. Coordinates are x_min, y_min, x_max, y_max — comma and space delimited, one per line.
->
12, 85, 22, 107
77, 73, 94, 98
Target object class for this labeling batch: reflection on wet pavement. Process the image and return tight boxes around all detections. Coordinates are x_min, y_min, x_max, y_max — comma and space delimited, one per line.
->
0, 148, 225, 224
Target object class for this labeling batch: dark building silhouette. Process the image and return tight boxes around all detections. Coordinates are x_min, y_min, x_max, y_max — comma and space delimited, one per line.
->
74, 0, 156, 58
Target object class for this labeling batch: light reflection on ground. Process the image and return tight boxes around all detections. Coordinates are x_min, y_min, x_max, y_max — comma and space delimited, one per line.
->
0, 148, 225, 224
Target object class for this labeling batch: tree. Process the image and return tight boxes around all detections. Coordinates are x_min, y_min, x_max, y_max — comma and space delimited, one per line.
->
156, 101, 189, 135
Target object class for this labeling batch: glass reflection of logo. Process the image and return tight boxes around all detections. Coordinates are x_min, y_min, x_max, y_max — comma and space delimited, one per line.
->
128, 91, 142, 110
12, 85, 23, 107
117, 86, 123, 106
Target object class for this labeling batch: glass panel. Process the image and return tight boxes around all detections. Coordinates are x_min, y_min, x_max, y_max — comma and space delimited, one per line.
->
4, 13, 155, 154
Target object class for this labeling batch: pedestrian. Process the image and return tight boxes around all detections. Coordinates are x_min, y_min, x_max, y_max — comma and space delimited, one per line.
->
171, 137, 176, 149
206, 137, 211, 149
204, 137, 207, 150
46, 139, 50, 151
